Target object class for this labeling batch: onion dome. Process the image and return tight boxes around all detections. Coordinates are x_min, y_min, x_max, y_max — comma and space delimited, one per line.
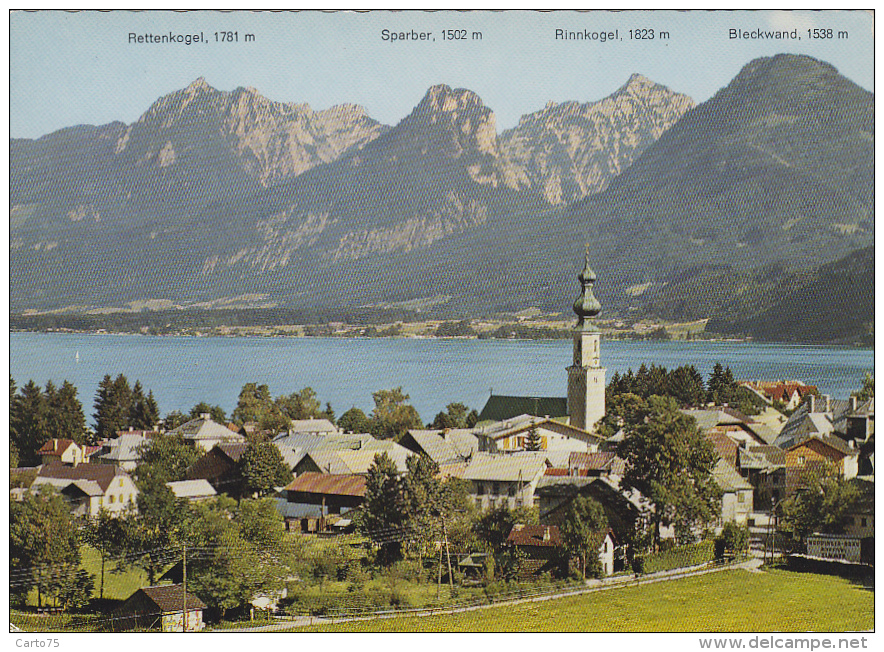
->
573, 250, 601, 326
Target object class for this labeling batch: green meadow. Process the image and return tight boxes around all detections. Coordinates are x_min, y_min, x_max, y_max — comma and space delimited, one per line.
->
299, 569, 873, 633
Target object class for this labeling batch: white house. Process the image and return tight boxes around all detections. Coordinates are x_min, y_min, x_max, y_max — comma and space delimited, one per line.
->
463, 452, 550, 510
32, 462, 139, 517
476, 414, 604, 454
167, 414, 246, 452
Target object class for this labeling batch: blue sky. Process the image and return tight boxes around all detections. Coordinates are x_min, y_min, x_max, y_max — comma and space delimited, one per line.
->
10, 9, 874, 139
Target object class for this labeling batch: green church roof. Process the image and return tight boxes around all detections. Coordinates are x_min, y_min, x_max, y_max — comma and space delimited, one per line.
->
478, 395, 568, 423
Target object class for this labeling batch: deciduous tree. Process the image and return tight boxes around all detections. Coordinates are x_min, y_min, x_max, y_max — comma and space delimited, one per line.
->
134, 433, 201, 485
370, 387, 422, 440
239, 442, 292, 498
338, 407, 372, 434
10, 485, 85, 608
559, 495, 608, 579
618, 395, 721, 548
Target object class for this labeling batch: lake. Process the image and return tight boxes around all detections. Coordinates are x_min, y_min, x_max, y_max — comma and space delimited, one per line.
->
9, 332, 874, 425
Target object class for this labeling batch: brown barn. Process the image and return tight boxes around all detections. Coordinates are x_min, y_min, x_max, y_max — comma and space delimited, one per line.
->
114, 584, 206, 632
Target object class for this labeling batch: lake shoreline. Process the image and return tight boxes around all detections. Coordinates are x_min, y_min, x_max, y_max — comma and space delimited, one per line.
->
9, 327, 875, 350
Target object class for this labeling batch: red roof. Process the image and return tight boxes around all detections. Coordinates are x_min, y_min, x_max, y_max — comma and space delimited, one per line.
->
748, 382, 817, 403
285, 472, 366, 497
705, 430, 740, 467
286, 473, 365, 497
507, 524, 563, 548
569, 451, 616, 471
38, 439, 77, 456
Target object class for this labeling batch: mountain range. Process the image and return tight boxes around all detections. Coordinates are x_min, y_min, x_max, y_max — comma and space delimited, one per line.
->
9, 54, 875, 343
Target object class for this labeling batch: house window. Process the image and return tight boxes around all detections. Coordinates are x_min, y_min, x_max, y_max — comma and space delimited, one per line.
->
477, 483, 485, 496
861, 518, 867, 527
493, 482, 500, 496
120, 479, 125, 487
109, 495, 115, 504
797, 455, 806, 466
738, 493, 746, 504
508, 484, 516, 497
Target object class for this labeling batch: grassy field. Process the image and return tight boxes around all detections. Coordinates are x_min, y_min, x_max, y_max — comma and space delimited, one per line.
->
299, 569, 874, 632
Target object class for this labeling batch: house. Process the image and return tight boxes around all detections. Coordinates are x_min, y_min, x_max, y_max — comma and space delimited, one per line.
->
32, 462, 139, 517
114, 584, 206, 632
684, 408, 777, 447
739, 381, 818, 411
399, 429, 480, 466
506, 523, 617, 578
785, 435, 859, 494
774, 395, 852, 449
288, 418, 339, 436
475, 414, 604, 453
98, 432, 152, 471
844, 477, 874, 538
293, 441, 413, 476
185, 442, 248, 494
737, 445, 786, 506
165, 479, 217, 502
536, 475, 653, 550
544, 451, 625, 478
832, 397, 874, 445
167, 414, 246, 451
711, 459, 753, 524
477, 395, 568, 424
282, 472, 366, 532
38, 439, 93, 466
506, 524, 569, 578
462, 452, 550, 510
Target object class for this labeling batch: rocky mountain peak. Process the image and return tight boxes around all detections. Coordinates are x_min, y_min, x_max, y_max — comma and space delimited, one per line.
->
499, 74, 695, 204
186, 76, 212, 92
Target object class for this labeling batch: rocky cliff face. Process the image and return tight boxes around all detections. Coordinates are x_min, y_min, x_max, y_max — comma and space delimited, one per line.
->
500, 74, 694, 204
13, 60, 870, 318
114, 77, 388, 186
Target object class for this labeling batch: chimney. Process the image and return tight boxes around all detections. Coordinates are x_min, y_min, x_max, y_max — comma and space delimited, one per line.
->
543, 527, 550, 542
823, 394, 831, 413
53, 439, 58, 451
809, 395, 815, 413
851, 396, 858, 411
129, 426, 134, 432
200, 413, 211, 420
849, 440, 856, 449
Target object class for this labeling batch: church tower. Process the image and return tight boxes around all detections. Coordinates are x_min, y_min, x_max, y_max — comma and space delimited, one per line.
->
567, 251, 606, 431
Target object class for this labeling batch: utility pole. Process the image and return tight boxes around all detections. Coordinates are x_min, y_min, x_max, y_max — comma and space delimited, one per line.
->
443, 512, 454, 590
182, 543, 187, 633
436, 522, 443, 600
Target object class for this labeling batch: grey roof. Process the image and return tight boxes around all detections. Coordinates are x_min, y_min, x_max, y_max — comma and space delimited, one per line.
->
288, 418, 339, 434
712, 459, 753, 492
273, 431, 375, 452
303, 443, 413, 475
168, 417, 245, 443
462, 452, 549, 483
405, 429, 479, 465
738, 446, 786, 470
100, 433, 150, 462
166, 479, 217, 499
775, 407, 836, 448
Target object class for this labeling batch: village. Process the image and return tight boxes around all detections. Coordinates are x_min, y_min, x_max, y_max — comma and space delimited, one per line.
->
9, 258, 875, 632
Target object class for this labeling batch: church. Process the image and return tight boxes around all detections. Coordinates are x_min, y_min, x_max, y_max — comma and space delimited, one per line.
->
475, 252, 607, 453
